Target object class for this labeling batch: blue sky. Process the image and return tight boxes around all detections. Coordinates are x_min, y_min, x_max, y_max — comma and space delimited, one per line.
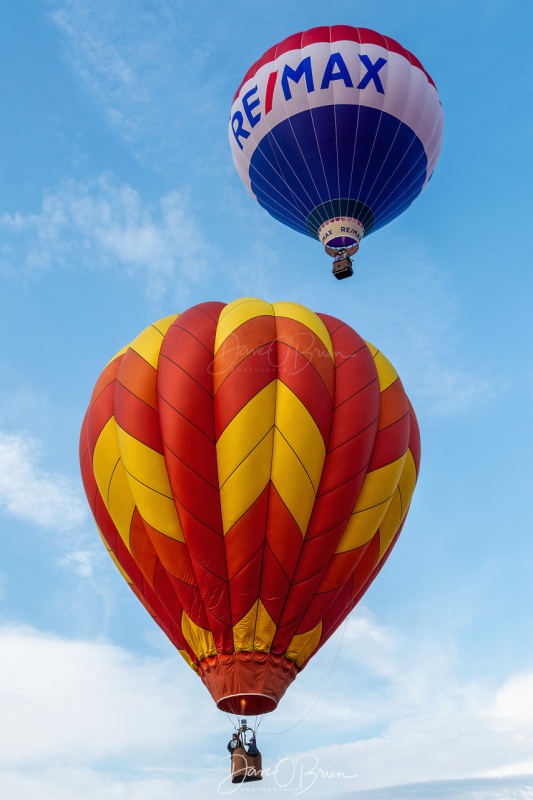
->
1, 0, 532, 798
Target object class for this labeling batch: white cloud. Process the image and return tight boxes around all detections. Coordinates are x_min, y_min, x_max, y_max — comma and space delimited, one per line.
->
0, 625, 208, 767
306, 708, 533, 792
255, 612, 533, 795
493, 672, 533, 719
0, 173, 210, 302
0, 431, 86, 532
0, 768, 194, 800
1, 617, 533, 799
59, 549, 99, 577
0, 625, 230, 799
274, 611, 467, 732
343, 775, 533, 799
0, 429, 108, 582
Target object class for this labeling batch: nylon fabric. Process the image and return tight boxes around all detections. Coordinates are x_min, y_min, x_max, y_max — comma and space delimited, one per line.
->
80, 298, 421, 715
230, 25, 443, 250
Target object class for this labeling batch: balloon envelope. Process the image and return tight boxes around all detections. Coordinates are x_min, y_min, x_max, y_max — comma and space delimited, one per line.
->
80, 298, 421, 715
229, 26, 443, 251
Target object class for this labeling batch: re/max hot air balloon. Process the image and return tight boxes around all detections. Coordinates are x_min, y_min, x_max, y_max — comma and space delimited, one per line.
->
229, 26, 443, 277
80, 298, 420, 717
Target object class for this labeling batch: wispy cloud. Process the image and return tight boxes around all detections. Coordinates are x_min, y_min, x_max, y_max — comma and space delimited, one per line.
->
256, 610, 533, 795
58, 549, 99, 578
49, 1, 227, 169
0, 431, 86, 532
328, 230, 495, 420
0, 173, 210, 302
271, 610, 470, 736
0, 625, 212, 768
0, 429, 102, 582
339, 775, 533, 800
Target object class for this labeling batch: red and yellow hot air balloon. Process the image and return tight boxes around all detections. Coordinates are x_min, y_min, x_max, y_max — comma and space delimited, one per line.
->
80, 298, 420, 715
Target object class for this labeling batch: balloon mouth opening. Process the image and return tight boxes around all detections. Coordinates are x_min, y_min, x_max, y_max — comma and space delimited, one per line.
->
198, 652, 298, 715
318, 217, 364, 250
217, 693, 278, 715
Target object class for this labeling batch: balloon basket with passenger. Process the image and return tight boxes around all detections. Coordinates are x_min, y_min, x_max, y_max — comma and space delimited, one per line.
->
326, 243, 360, 280
228, 719, 262, 783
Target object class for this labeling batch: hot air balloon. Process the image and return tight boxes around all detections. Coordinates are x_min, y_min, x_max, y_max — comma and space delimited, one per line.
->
80, 298, 420, 718
229, 26, 443, 278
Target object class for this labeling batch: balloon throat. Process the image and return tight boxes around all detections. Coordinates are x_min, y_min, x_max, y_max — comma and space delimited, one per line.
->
318, 216, 364, 250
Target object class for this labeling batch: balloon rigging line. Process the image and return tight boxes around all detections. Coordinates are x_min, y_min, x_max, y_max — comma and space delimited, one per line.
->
226, 711, 238, 731
256, 616, 348, 736
349, 90, 442, 227
280, 31, 329, 210
358, 52, 414, 212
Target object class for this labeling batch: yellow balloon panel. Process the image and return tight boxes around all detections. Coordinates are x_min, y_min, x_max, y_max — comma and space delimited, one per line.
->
128, 315, 178, 368
233, 600, 277, 653
181, 611, 217, 661
285, 622, 322, 668
335, 457, 407, 554
273, 380, 326, 494
214, 297, 274, 354
92, 418, 135, 551
116, 427, 185, 543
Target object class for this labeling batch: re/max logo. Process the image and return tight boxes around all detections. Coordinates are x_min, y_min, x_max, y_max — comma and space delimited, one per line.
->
231, 52, 387, 150
320, 225, 362, 245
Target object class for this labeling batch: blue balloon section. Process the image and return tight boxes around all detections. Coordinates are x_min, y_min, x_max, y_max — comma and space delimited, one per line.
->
249, 105, 428, 241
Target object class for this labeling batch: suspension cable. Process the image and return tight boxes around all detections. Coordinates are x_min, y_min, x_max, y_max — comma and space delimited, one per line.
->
257, 618, 348, 736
